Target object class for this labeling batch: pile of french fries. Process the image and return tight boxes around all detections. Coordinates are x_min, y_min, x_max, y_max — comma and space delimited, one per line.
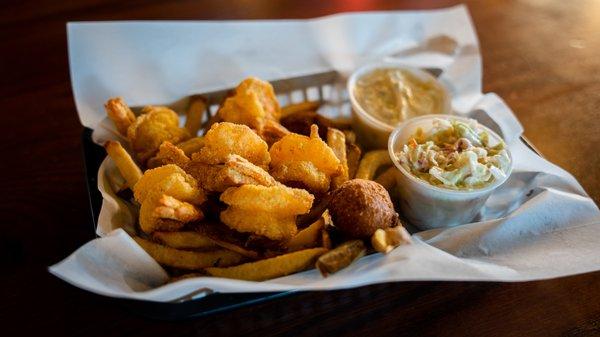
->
103, 77, 409, 282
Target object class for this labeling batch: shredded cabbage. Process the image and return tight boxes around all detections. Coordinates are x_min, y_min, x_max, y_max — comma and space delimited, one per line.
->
396, 119, 510, 190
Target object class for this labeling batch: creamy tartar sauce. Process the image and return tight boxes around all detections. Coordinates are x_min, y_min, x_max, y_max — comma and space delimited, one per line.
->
353, 68, 448, 125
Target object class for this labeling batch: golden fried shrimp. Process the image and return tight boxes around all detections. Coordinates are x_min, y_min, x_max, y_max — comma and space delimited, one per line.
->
186, 154, 278, 192
105, 97, 136, 136
270, 161, 330, 193
192, 122, 270, 169
219, 184, 314, 240
217, 77, 284, 143
153, 195, 203, 223
135, 165, 206, 233
220, 184, 313, 214
269, 124, 342, 193
126, 105, 190, 164
147, 141, 191, 169
133, 164, 204, 205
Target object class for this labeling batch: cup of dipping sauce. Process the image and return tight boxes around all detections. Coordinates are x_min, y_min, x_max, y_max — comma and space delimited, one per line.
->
388, 115, 513, 230
348, 63, 451, 149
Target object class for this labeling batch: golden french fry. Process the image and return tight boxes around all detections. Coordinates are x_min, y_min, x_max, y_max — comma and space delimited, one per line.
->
205, 247, 327, 281
105, 97, 136, 136
176, 137, 205, 156
316, 240, 366, 277
185, 97, 206, 136
134, 237, 244, 270
343, 130, 357, 144
153, 195, 203, 223
355, 150, 392, 180
153, 231, 218, 249
286, 218, 324, 252
321, 229, 332, 250
208, 237, 260, 259
374, 166, 397, 191
346, 143, 362, 179
104, 140, 143, 189
327, 127, 349, 189
371, 226, 411, 254
281, 101, 321, 118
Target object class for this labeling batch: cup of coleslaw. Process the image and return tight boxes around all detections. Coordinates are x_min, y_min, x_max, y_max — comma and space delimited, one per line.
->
388, 114, 513, 229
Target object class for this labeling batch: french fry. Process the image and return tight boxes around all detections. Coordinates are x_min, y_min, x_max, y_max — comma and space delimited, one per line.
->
104, 140, 143, 189
105, 97, 136, 136
134, 237, 244, 270
346, 143, 362, 179
316, 240, 366, 277
371, 226, 411, 254
175, 137, 205, 157
205, 247, 327, 281
153, 231, 218, 249
281, 101, 321, 118
374, 166, 397, 191
343, 130, 357, 144
194, 221, 261, 259
286, 218, 324, 252
327, 127, 349, 189
185, 97, 207, 136
321, 229, 332, 249
355, 150, 392, 180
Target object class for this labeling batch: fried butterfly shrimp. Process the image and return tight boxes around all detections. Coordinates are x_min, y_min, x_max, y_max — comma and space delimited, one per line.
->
147, 141, 191, 169
220, 184, 312, 214
153, 195, 203, 223
125, 105, 190, 164
133, 165, 205, 233
220, 185, 314, 240
217, 77, 289, 144
133, 164, 203, 204
105, 97, 136, 136
186, 154, 277, 193
269, 125, 342, 193
192, 122, 270, 169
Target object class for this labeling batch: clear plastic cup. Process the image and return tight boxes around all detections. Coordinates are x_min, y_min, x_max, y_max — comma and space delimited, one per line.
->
387, 115, 513, 230
348, 63, 451, 149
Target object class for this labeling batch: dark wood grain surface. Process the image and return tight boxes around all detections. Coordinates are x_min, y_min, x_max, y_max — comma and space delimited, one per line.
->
2, 0, 599, 336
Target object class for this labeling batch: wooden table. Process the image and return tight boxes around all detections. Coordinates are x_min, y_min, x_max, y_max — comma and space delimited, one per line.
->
2, 0, 599, 336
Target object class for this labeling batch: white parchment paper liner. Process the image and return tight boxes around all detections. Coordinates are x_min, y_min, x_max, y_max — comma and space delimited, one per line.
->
50, 5, 600, 302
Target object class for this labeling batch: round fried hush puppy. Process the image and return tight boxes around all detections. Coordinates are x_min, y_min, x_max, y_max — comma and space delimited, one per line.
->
328, 179, 398, 238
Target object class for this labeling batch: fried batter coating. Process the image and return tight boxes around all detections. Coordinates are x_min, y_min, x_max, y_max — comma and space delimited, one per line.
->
105, 97, 136, 136
186, 154, 277, 192
153, 195, 203, 223
133, 164, 204, 205
126, 105, 190, 163
217, 77, 289, 143
147, 141, 191, 169
220, 184, 313, 214
192, 122, 270, 169
269, 161, 330, 193
220, 209, 298, 241
219, 185, 314, 240
269, 125, 342, 193
134, 165, 206, 233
